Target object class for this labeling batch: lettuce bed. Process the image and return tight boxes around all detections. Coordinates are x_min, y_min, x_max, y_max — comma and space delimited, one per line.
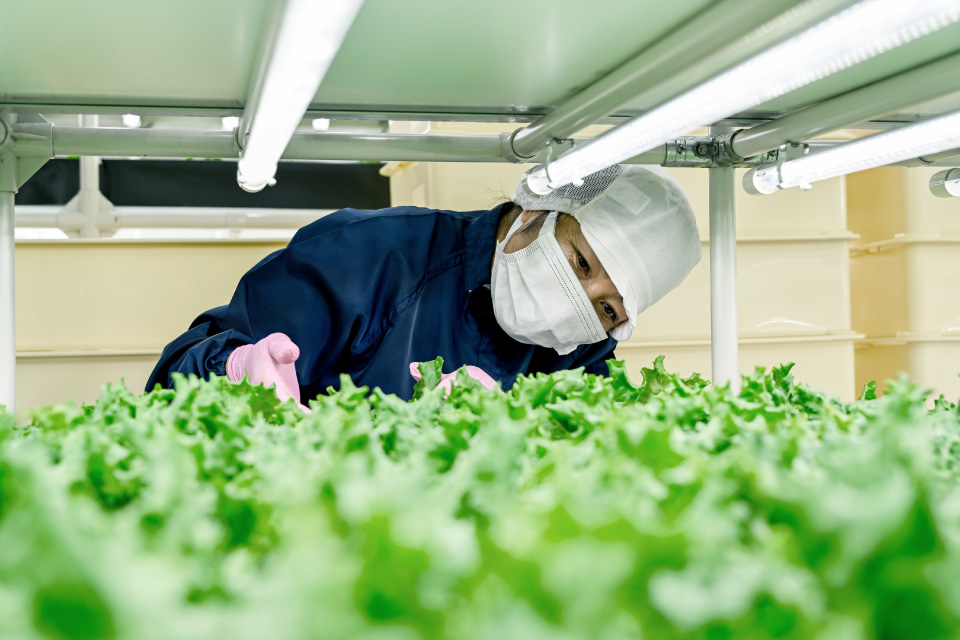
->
1, 358, 959, 640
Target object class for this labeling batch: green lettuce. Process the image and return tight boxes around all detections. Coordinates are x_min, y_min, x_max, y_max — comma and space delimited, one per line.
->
0, 359, 958, 640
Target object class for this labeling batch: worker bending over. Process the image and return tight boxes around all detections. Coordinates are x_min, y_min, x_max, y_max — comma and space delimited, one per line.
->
147, 165, 701, 406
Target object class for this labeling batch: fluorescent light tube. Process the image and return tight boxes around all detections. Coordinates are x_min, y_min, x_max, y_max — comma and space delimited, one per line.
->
121, 114, 141, 128
237, 0, 364, 192
312, 118, 331, 132
744, 109, 960, 194
222, 116, 240, 131
523, 0, 960, 195
930, 168, 960, 197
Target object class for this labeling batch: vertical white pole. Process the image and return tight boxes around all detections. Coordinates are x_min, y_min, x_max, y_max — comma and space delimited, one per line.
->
0, 152, 16, 413
79, 114, 101, 238
708, 126, 740, 393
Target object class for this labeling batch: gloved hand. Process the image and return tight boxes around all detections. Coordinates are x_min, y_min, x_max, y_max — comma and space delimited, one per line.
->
409, 362, 500, 395
227, 333, 310, 412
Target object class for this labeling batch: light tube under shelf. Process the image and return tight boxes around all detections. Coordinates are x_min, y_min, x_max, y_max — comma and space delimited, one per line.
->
744, 109, 960, 194
237, 0, 364, 192
930, 168, 960, 197
521, 0, 960, 195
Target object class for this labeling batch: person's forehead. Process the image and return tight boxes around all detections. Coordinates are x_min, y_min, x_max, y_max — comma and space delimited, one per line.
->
562, 216, 600, 262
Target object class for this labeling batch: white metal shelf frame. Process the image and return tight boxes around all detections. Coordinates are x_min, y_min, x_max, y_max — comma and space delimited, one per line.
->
4, 0, 960, 411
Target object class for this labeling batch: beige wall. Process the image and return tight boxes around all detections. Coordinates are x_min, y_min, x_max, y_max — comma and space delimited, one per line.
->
14, 239, 286, 418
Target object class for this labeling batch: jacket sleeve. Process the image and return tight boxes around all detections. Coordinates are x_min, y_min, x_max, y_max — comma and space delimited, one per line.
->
146, 209, 426, 392
145, 307, 253, 391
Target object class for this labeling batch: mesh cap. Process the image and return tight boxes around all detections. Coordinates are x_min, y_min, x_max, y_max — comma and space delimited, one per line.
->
514, 164, 701, 341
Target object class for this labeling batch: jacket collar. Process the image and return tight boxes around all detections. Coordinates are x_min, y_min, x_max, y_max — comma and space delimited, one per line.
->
463, 202, 513, 293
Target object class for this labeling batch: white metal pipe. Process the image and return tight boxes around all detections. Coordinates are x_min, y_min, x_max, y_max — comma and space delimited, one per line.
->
15, 122, 956, 170
708, 127, 740, 394
14, 124, 672, 165
14, 206, 332, 231
0, 153, 16, 413
50, 126, 239, 158
12, 208, 61, 227
108, 207, 329, 229
78, 115, 102, 237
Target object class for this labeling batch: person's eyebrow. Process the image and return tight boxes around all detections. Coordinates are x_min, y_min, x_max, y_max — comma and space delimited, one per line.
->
573, 231, 624, 305
573, 233, 611, 279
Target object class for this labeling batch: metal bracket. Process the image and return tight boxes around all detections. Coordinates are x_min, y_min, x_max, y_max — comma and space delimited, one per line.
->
500, 130, 536, 163
12, 121, 54, 158
664, 133, 783, 168
500, 130, 578, 167
714, 132, 744, 167
6, 114, 54, 190
776, 141, 810, 190
665, 136, 718, 168
740, 148, 780, 169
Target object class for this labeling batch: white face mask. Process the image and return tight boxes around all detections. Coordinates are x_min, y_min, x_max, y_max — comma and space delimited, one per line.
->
491, 212, 607, 355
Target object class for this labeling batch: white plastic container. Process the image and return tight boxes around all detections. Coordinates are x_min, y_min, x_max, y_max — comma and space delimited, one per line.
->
617, 333, 861, 401
15, 239, 287, 351
855, 336, 960, 402
850, 237, 960, 338
15, 351, 159, 419
847, 166, 960, 244
668, 168, 848, 238
632, 234, 854, 340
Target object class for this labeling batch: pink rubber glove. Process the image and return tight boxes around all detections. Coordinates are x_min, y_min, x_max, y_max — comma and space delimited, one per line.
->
409, 362, 500, 395
227, 333, 310, 412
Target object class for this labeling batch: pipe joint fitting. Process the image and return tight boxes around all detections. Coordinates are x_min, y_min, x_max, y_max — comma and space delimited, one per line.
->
11, 121, 54, 159
713, 132, 746, 167
500, 130, 538, 164
665, 136, 719, 167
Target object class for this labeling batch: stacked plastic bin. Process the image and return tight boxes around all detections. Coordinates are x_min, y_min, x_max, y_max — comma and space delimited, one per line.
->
624, 169, 858, 400
386, 123, 859, 399
15, 240, 286, 411
847, 166, 960, 400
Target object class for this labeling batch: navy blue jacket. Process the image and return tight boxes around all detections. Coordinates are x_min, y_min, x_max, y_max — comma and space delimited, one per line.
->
147, 204, 618, 400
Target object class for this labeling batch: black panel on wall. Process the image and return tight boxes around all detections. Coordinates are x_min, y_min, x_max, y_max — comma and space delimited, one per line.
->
15, 159, 390, 210
15, 159, 80, 204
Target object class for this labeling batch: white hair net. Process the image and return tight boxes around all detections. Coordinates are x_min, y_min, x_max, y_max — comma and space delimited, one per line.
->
514, 164, 701, 341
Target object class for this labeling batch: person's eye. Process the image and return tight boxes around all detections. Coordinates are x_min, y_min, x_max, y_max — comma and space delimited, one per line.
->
602, 302, 617, 322
576, 252, 590, 273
